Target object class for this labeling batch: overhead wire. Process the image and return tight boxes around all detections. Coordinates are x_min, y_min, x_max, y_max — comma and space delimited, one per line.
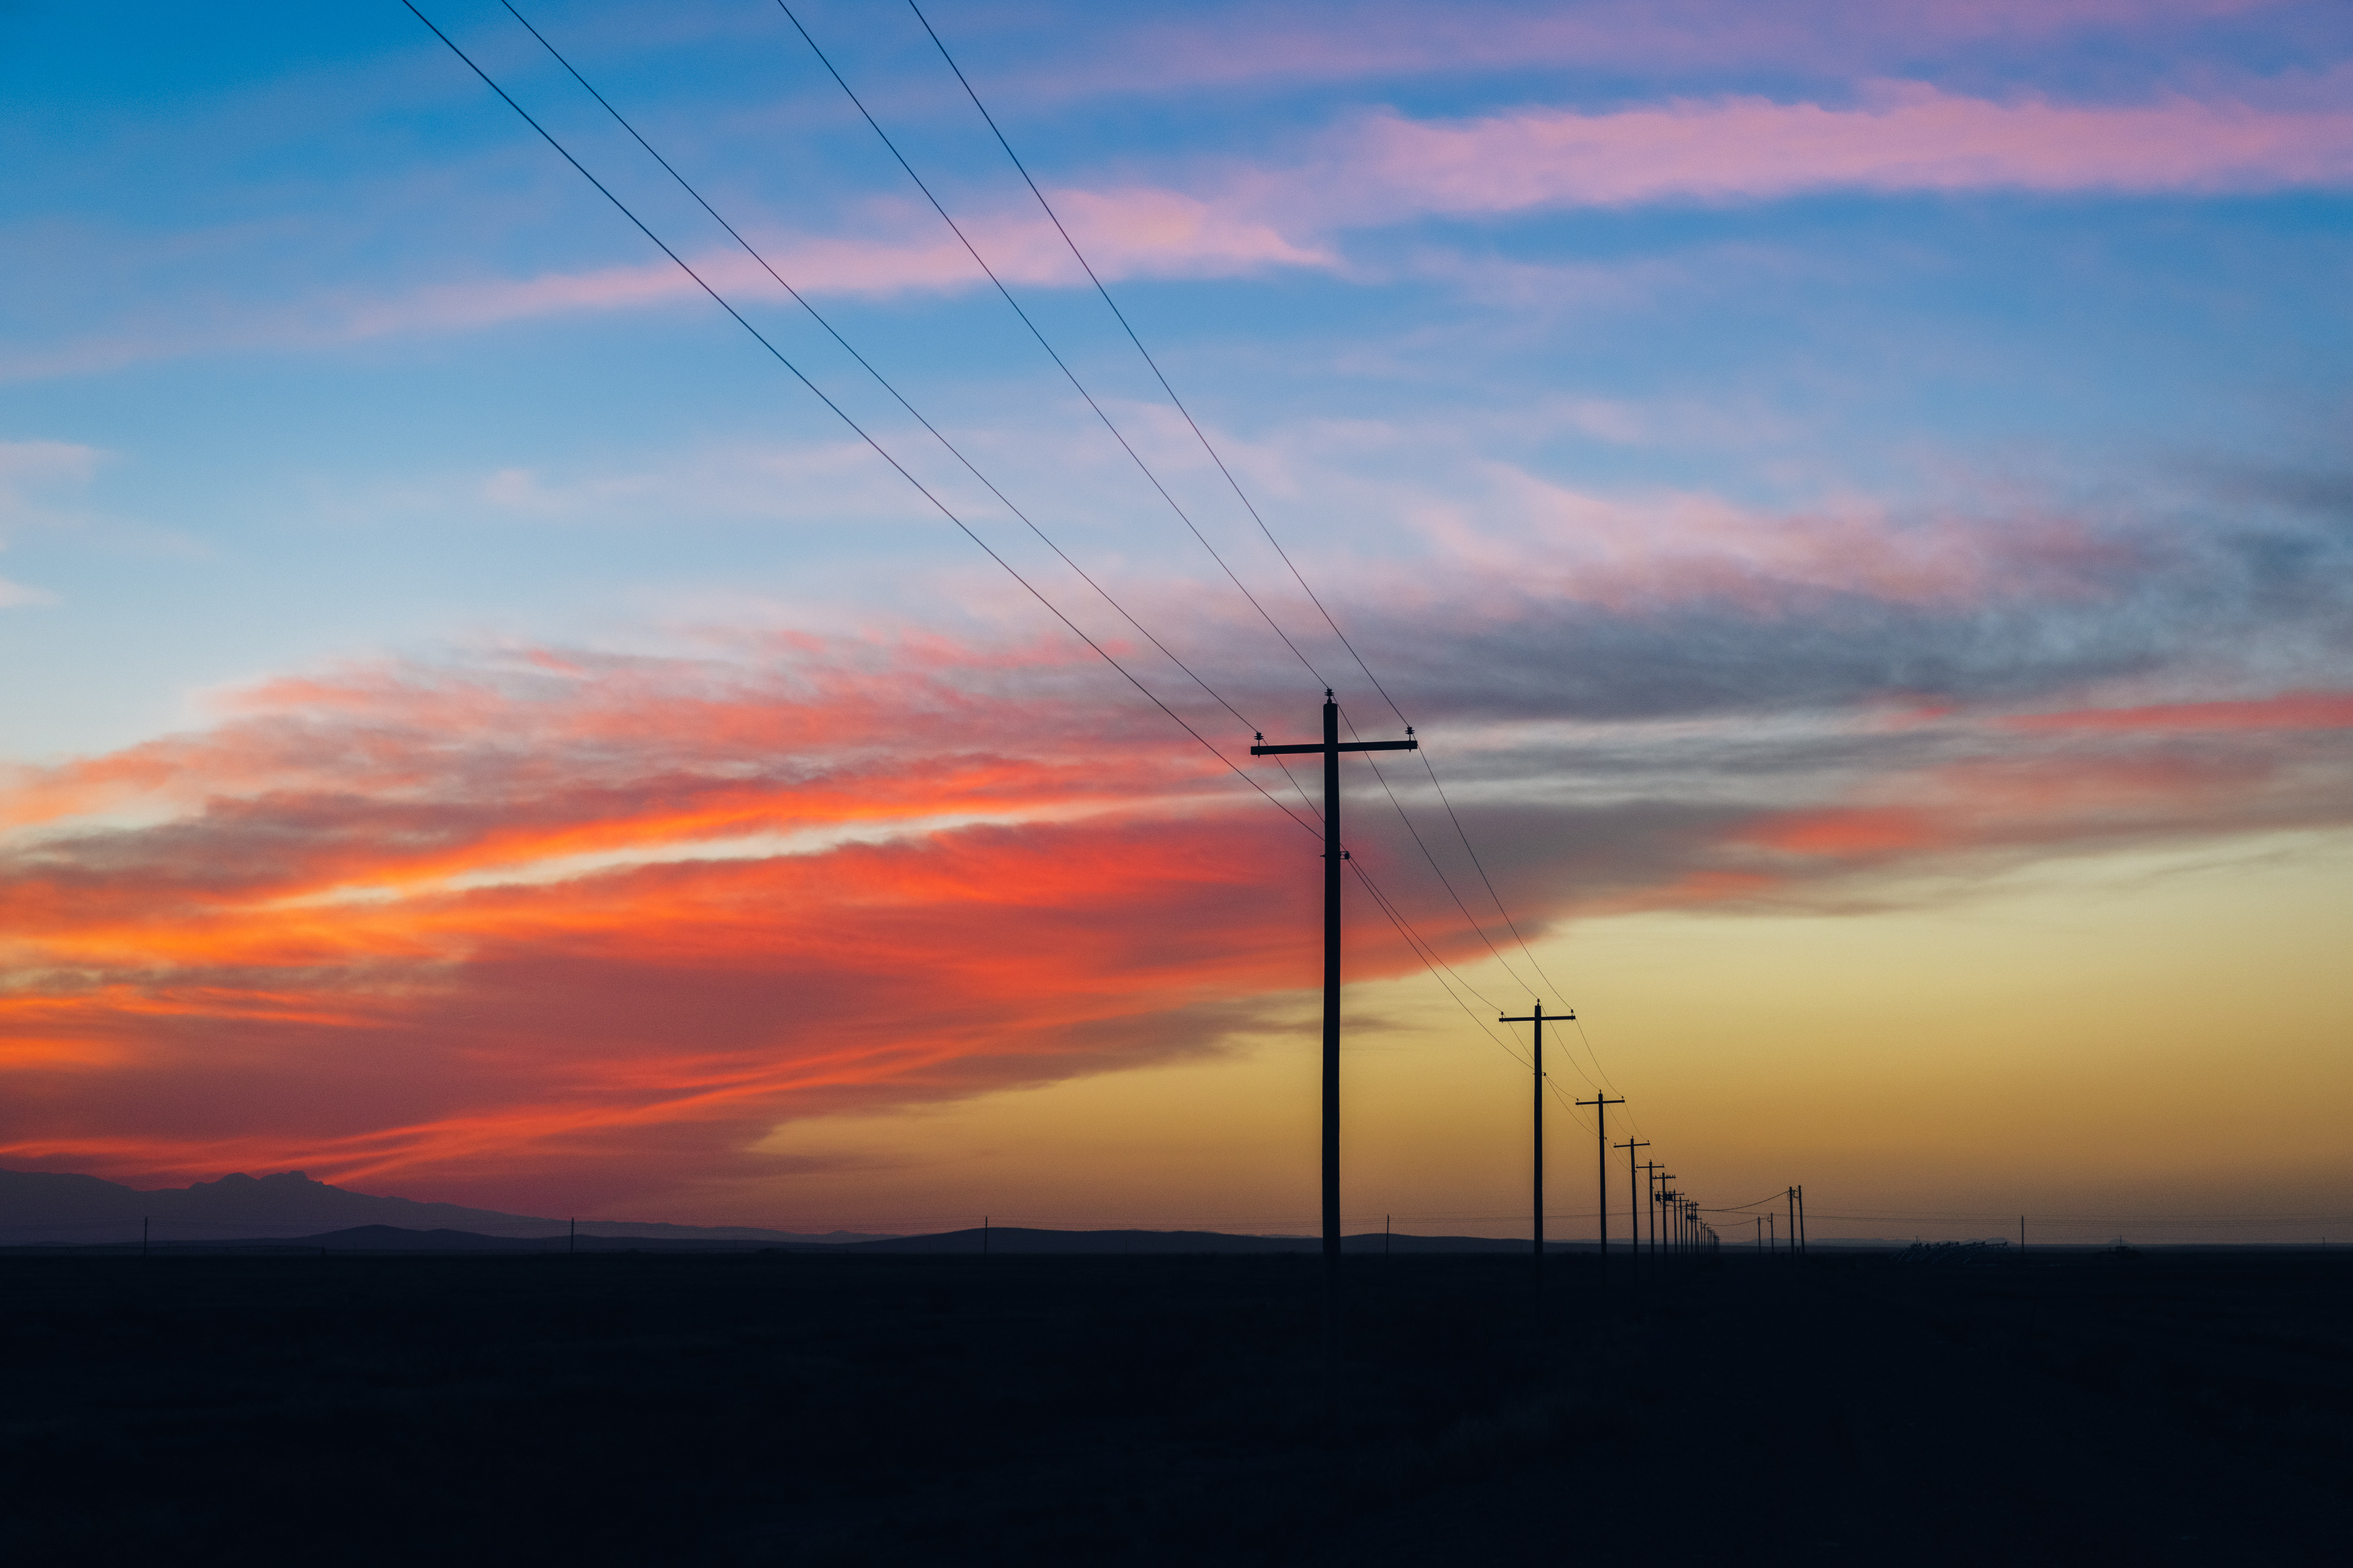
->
397, 1, 1320, 841
900, 2, 1634, 1106
904, 0, 1398, 721
415, 1, 1613, 1141
770, 1, 1334, 693
766, 0, 1603, 1114
1350, 858, 1599, 1137
494, 0, 1281, 743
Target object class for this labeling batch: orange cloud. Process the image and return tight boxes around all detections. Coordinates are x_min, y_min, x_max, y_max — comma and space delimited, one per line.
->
5, 632, 2349, 1215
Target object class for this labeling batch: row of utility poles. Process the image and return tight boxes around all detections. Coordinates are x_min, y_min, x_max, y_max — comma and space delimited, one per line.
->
1250, 690, 1763, 1380
1497, 1005, 1736, 1275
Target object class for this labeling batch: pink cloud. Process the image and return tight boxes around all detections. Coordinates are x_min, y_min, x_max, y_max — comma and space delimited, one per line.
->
1412, 479, 2134, 612
2, 191, 1324, 375
2003, 690, 2353, 733
1025, 1, 2291, 100
1337, 83, 2353, 218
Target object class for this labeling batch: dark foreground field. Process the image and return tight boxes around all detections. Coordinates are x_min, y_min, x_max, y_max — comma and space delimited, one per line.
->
3, 1248, 2346, 1565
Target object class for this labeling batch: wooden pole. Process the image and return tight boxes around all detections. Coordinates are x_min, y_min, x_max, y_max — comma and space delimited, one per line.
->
1251, 694, 1417, 1377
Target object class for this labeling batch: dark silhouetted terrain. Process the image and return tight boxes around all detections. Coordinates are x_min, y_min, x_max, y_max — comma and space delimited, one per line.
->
1, 1248, 2344, 1565
0, 1166, 889, 1245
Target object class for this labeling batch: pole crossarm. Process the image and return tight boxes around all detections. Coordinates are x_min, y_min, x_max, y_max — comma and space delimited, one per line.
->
1250, 740, 1418, 755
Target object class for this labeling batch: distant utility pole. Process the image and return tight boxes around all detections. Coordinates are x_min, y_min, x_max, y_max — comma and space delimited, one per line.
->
1656, 1178, 1676, 1259
1616, 1139, 1649, 1273
1501, 1000, 1572, 1276
1796, 1186, 1806, 1255
1642, 1162, 1663, 1260
1575, 1092, 1626, 1274
1250, 692, 1417, 1278
1786, 1188, 1798, 1261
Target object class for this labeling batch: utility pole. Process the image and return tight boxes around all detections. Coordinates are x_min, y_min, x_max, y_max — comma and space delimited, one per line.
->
1616, 1139, 1648, 1274
1786, 1188, 1797, 1262
1574, 1092, 1626, 1275
1251, 693, 1417, 1348
1501, 1001, 1572, 1278
1642, 1162, 1663, 1261
1796, 1186, 1806, 1256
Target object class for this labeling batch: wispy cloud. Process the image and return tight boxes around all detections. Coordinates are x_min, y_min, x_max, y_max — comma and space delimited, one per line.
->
1001, 0, 2301, 99
0, 188, 1326, 380
4, 488, 2348, 1204
21, 60, 2350, 378
1293, 82, 2353, 227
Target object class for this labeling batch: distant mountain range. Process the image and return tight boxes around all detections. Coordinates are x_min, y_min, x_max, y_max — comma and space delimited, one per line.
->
0, 1167, 893, 1247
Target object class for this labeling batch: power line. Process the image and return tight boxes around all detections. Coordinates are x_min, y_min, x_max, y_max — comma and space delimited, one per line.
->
771, 1, 1332, 692
902, 1, 1626, 1100
398, 1, 1317, 840
496, 0, 1274, 742
411, 2, 1610, 1143
905, 0, 1399, 722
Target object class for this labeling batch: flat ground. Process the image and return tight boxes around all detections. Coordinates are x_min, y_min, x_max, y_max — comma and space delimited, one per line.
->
2, 1248, 2346, 1565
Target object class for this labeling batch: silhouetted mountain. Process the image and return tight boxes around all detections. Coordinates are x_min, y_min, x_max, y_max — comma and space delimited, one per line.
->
0, 1167, 891, 1247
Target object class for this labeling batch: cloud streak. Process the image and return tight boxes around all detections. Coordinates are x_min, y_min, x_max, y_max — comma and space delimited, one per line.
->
19, 60, 2350, 379
1298, 82, 2353, 229
4, 493, 2348, 1210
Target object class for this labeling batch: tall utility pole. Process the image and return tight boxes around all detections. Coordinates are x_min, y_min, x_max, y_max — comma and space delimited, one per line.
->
1501, 1001, 1571, 1276
1786, 1188, 1797, 1261
1616, 1139, 1649, 1273
1796, 1185, 1807, 1256
1250, 692, 1416, 1278
1575, 1093, 1626, 1272
1642, 1161, 1663, 1260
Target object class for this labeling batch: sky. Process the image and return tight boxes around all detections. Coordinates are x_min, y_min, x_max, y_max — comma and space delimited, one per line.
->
3, 0, 2350, 1243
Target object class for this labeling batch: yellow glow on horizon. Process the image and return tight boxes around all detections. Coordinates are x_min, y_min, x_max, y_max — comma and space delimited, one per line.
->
737, 828, 2353, 1245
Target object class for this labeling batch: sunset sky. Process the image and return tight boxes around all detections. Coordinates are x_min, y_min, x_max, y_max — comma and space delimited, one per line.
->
4, 0, 2350, 1242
